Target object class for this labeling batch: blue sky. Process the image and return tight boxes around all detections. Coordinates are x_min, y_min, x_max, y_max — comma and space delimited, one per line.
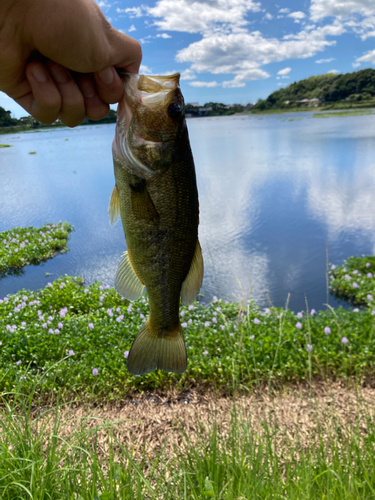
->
2, 0, 375, 117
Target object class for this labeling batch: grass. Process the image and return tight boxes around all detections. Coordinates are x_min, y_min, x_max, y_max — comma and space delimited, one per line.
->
0, 222, 72, 275
1, 373, 375, 498
330, 255, 375, 307
1, 274, 375, 398
313, 109, 375, 118
0, 144, 12, 148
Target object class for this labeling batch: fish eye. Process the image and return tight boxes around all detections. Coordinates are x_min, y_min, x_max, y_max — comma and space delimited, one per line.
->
167, 102, 184, 120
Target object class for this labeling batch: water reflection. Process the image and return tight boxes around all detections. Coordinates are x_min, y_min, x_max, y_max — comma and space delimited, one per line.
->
0, 113, 374, 311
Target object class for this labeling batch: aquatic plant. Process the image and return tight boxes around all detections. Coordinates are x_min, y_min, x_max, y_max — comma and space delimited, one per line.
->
330, 256, 375, 307
0, 276, 375, 397
0, 222, 71, 274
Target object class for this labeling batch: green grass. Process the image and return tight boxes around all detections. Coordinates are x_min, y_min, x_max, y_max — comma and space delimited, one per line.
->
1, 275, 375, 398
0, 144, 12, 148
1, 373, 375, 499
313, 110, 375, 118
0, 222, 72, 274
330, 256, 375, 307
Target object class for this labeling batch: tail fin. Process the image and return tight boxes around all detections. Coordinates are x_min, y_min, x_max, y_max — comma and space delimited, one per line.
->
127, 320, 187, 375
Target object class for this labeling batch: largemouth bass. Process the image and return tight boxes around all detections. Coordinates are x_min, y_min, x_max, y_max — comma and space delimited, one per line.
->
109, 72, 203, 375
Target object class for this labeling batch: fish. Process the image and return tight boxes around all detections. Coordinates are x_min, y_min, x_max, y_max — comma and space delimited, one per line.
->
109, 72, 203, 375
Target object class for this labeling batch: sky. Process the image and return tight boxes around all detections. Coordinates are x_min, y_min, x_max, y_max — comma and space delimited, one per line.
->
2, 0, 375, 117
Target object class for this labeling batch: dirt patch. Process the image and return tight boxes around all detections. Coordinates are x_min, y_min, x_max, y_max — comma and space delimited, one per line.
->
28, 381, 375, 460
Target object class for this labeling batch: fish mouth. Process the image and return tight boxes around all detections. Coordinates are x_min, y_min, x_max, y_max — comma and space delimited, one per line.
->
114, 72, 182, 179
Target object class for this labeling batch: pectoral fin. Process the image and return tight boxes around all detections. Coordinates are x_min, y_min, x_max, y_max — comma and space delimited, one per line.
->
115, 251, 144, 300
108, 185, 120, 227
130, 181, 159, 222
180, 240, 204, 305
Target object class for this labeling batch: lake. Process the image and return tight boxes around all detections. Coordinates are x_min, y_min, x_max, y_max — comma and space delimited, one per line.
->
1, 111, 375, 312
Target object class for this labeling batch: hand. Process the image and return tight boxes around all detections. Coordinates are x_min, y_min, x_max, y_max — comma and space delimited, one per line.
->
0, 0, 142, 127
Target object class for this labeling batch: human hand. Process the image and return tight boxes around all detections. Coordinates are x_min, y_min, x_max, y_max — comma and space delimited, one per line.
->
0, 0, 142, 127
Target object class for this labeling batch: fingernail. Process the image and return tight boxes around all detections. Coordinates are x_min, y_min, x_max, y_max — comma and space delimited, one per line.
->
49, 64, 69, 84
98, 67, 114, 85
32, 65, 48, 83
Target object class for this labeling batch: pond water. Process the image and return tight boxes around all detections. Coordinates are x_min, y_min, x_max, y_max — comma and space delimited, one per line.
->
1, 111, 375, 312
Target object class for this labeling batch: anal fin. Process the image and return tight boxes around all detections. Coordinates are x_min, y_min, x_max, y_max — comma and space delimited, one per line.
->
181, 240, 204, 305
115, 251, 144, 300
108, 185, 120, 227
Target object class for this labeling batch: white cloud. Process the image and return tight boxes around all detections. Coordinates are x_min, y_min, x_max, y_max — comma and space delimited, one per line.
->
128, 25, 137, 32
177, 26, 339, 77
310, 0, 375, 21
277, 67, 291, 75
279, 8, 290, 14
140, 64, 153, 74
147, 0, 262, 34
328, 69, 340, 73
222, 68, 269, 87
264, 13, 273, 21
345, 14, 375, 40
316, 57, 334, 63
156, 33, 172, 38
95, 0, 112, 8
354, 48, 375, 65
287, 11, 306, 23
116, 6, 145, 17
180, 68, 197, 80
189, 80, 218, 87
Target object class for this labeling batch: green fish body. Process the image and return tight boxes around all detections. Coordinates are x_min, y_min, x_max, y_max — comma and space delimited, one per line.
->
109, 73, 203, 375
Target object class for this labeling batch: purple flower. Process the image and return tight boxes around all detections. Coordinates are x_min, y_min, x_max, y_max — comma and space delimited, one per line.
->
353, 282, 359, 289
42, 323, 47, 328
368, 273, 373, 278
116, 307, 121, 313
99, 285, 103, 290
324, 326, 331, 334
49, 328, 53, 333
21, 322, 26, 327
353, 270, 359, 275
124, 350, 129, 358
366, 262, 371, 268
6, 325, 11, 331
60, 311, 66, 318
212, 317, 217, 323
58, 322, 63, 328
353, 308, 359, 312
296, 322, 302, 330
341, 337, 348, 344
16, 360, 21, 365
188, 305, 194, 311
254, 318, 260, 324
107, 309, 113, 317
188, 318, 192, 324
181, 310, 185, 317
345, 274, 351, 280
116, 315, 124, 322
55, 329, 60, 334
213, 296, 218, 303
205, 321, 210, 327
182, 322, 187, 328
23, 296, 27, 301
213, 311, 217, 316
229, 333, 234, 337
88, 323, 94, 329
265, 308, 270, 314
250, 335, 255, 340
106, 285, 110, 289
216, 307, 221, 312
47, 282, 52, 287
372, 310, 375, 316
203, 350, 208, 355
367, 294, 373, 301
311, 309, 316, 316
297, 312, 303, 318
69, 350, 75, 356
92, 368, 98, 376
331, 265, 336, 270
140, 313, 145, 319
306, 344, 313, 352
220, 325, 224, 330
127, 306, 132, 313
